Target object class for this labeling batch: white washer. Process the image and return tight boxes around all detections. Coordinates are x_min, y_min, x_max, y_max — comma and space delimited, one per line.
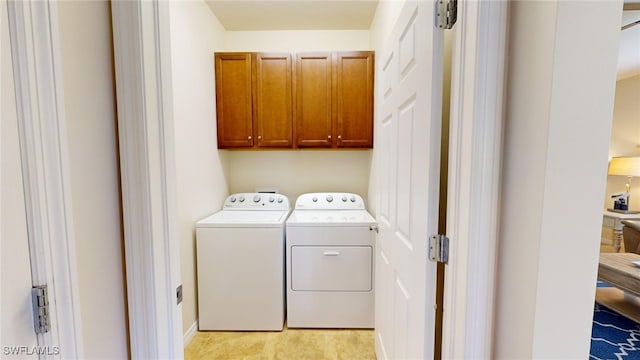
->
196, 193, 290, 331
286, 192, 377, 328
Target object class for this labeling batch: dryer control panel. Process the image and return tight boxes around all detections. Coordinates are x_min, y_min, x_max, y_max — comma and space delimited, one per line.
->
223, 193, 290, 210
294, 193, 366, 210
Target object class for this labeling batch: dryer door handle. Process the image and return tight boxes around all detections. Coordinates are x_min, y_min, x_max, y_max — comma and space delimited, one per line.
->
323, 251, 341, 256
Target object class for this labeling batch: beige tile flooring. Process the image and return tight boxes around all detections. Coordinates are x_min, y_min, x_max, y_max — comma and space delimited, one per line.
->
184, 327, 375, 360
186, 242, 619, 359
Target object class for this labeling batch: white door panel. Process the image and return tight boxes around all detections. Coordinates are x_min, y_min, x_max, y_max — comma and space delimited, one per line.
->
375, 1, 443, 359
374, 247, 392, 358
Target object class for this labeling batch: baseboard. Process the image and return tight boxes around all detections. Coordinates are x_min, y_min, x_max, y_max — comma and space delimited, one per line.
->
183, 320, 198, 347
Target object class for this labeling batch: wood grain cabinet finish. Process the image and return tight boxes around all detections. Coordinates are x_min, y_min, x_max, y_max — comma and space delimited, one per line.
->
295, 53, 334, 148
335, 51, 374, 148
215, 53, 253, 148
295, 51, 374, 148
215, 52, 293, 149
215, 51, 373, 149
254, 53, 293, 148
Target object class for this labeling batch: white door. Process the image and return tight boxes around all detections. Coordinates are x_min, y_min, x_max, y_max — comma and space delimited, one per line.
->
1, 3, 38, 356
375, 1, 444, 359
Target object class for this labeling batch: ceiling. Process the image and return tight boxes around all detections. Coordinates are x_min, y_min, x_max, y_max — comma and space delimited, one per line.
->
205, 0, 378, 31
205, 1, 639, 80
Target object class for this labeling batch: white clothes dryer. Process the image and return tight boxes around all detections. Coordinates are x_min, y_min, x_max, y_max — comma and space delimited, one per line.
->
196, 193, 290, 331
285, 192, 377, 328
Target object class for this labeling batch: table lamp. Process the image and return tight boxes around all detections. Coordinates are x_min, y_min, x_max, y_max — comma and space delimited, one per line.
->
608, 156, 640, 214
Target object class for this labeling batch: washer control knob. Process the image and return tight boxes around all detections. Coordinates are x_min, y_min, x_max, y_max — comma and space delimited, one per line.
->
350, 196, 356, 203
312, 196, 318, 202
269, 196, 275, 203
253, 195, 261, 203
277, 197, 284, 203
239, 196, 245, 202
230, 196, 237, 203
326, 195, 333, 202
341, 196, 347, 202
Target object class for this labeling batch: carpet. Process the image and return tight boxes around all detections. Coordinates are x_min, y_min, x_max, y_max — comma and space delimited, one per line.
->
590, 302, 640, 359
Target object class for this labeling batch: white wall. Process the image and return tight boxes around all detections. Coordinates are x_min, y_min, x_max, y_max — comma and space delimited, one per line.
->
496, 2, 557, 355
605, 74, 640, 211
57, 1, 129, 358
495, 1, 621, 358
226, 151, 371, 203
1, 3, 37, 351
223, 30, 370, 52
368, 0, 405, 53
221, 29, 373, 204
169, 0, 229, 335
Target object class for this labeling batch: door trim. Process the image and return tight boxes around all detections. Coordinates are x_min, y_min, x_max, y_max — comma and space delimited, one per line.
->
6, 1, 83, 357
443, 1, 508, 358
111, 1, 183, 358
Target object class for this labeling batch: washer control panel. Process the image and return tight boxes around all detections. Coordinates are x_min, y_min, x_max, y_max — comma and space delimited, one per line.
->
295, 193, 365, 210
223, 193, 289, 210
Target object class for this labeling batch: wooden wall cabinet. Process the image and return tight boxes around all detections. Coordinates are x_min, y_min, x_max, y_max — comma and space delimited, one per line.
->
254, 53, 293, 148
215, 51, 373, 150
215, 52, 293, 149
215, 53, 253, 148
295, 51, 374, 148
335, 51, 374, 148
295, 53, 334, 147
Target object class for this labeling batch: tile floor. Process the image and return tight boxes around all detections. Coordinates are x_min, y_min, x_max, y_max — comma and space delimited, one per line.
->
184, 327, 375, 360
185, 240, 622, 359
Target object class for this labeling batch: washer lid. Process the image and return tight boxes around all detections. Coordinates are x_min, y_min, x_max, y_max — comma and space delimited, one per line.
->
286, 210, 376, 227
196, 210, 290, 228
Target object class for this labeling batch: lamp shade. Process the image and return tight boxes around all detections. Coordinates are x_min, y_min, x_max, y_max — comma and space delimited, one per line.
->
608, 156, 640, 176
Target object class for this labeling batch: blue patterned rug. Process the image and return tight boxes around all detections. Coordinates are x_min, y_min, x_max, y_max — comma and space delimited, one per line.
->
590, 302, 640, 359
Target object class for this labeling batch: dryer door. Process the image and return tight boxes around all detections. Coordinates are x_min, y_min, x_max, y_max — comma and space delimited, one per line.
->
291, 246, 372, 291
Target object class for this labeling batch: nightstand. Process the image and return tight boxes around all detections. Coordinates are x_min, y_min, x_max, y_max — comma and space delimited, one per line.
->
602, 210, 640, 252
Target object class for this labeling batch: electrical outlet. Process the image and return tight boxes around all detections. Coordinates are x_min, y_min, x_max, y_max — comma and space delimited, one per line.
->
176, 285, 183, 305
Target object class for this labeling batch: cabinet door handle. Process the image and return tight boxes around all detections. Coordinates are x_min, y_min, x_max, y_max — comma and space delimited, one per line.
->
248, 136, 252, 140
327, 135, 332, 140
338, 135, 342, 140
258, 135, 262, 140
323, 251, 340, 256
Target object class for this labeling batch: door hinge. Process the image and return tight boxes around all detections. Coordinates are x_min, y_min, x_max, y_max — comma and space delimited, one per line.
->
31, 285, 50, 334
429, 234, 449, 264
436, 0, 458, 30
177, 284, 183, 305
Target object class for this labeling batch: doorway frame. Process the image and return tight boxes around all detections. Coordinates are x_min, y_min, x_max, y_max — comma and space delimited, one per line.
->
111, 0, 508, 357
110, 1, 183, 358
443, 0, 508, 358
6, 1, 84, 357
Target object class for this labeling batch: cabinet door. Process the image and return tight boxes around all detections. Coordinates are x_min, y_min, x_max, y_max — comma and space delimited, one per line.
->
254, 53, 293, 148
295, 52, 333, 147
335, 51, 374, 148
215, 53, 253, 148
